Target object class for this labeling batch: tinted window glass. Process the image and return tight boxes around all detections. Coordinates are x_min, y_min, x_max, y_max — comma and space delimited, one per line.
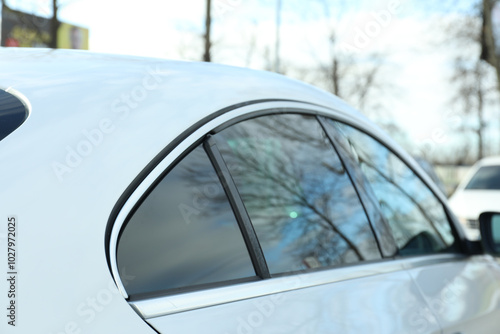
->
320, 116, 398, 257
465, 166, 500, 190
214, 114, 381, 275
0, 89, 28, 141
326, 121, 455, 256
117, 145, 255, 297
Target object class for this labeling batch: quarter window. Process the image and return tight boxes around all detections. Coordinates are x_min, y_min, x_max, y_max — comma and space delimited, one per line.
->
213, 114, 381, 274
324, 120, 456, 256
0, 89, 28, 141
117, 145, 256, 297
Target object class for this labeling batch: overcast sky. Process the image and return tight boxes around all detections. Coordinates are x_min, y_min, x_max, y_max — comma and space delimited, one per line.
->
4, 0, 498, 159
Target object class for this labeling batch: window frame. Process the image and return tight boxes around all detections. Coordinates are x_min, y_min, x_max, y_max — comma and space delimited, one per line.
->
107, 100, 468, 311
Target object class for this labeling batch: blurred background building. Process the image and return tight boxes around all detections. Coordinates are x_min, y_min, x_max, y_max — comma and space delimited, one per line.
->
1, 2, 88, 49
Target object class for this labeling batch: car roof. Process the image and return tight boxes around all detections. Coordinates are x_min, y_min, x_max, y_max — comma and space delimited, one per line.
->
0, 47, 410, 183
0, 47, 356, 116
0, 47, 448, 229
0, 47, 384, 150
0, 47, 449, 213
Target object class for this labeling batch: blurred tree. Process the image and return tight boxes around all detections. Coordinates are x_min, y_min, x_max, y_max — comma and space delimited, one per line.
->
274, 0, 282, 73
450, 57, 497, 160
444, 5, 500, 162
410, 0, 500, 164
1, 0, 60, 48
309, 1, 391, 113
481, 0, 500, 91
203, 0, 212, 62
49, 0, 59, 48
310, 0, 396, 129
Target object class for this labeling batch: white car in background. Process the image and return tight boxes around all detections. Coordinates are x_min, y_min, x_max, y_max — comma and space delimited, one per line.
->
449, 156, 500, 240
2, 48, 500, 334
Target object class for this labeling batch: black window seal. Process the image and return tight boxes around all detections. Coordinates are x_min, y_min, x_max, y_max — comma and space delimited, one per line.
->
204, 136, 271, 279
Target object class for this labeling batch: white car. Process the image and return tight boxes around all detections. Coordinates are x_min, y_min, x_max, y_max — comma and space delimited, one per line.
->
449, 156, 500, 240
2, 48, 500, 334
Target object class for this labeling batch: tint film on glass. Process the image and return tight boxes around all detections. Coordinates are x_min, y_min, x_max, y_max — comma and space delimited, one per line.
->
117, 145, 256, 297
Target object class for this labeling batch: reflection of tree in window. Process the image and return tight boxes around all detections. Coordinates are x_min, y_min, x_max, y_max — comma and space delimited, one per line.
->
211, 114, 380, 274
328, 121, 455, 256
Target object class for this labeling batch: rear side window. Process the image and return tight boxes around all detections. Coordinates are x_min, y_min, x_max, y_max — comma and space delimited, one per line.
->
465, 165, 500, 190
213, 114, 381, 275
0, 89, 28, 141
117, 145, 256, 298
324, 120, 456, 256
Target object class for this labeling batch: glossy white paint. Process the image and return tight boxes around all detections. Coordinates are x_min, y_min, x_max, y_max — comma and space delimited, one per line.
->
131, 258, 409, 318
0, 48, 498, 334
405, 255, 500, 334
147, 268, 442, 334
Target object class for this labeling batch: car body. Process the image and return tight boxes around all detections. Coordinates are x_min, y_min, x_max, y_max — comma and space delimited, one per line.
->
1, 48, 500, 334
449, 156, 500, 240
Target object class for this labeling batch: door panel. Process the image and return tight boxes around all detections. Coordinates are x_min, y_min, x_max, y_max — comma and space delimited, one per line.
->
406, 255, 500, 334
145, 268, 441, 334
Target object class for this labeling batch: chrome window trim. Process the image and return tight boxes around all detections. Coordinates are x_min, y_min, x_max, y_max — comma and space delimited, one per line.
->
131, 253, 464, 319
